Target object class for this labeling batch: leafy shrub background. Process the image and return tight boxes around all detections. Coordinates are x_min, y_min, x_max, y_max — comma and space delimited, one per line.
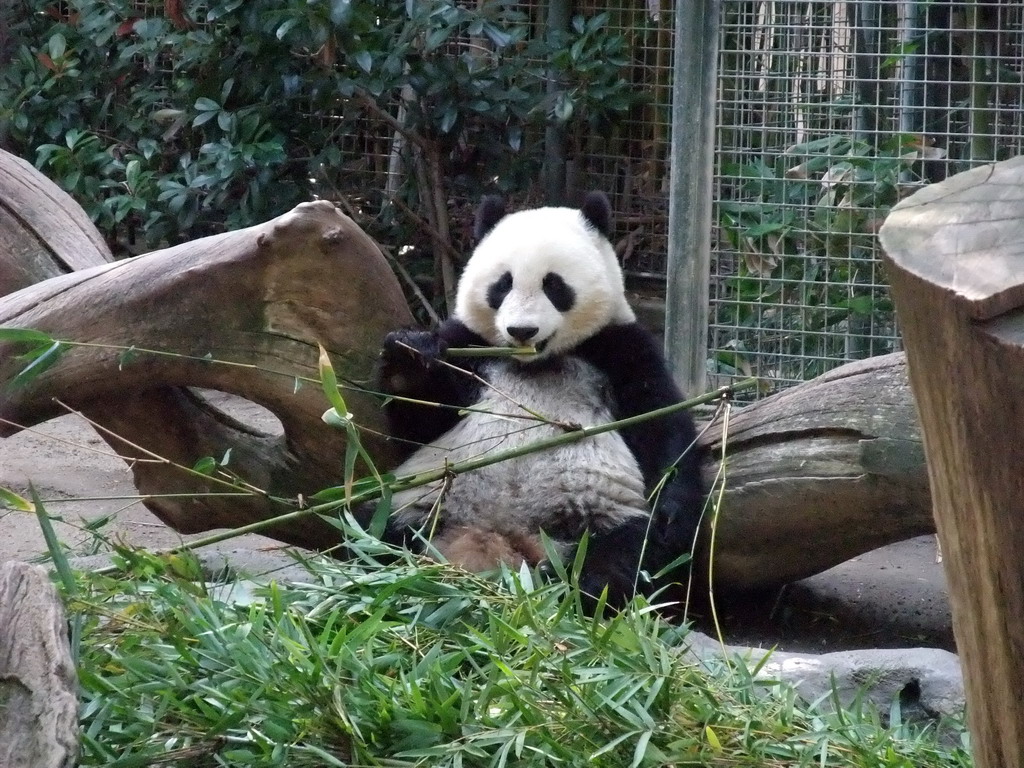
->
711, 132, 913, 387
0, 0, 641, 300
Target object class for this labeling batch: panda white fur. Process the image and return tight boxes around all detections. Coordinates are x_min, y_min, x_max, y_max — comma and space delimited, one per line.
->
363, 192, 705, 606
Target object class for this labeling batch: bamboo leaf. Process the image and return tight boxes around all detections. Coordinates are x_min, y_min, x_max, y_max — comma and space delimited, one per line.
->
30, 485, 75, 593
630, 729, 654, 768
192, 456, 217, 475
0, 327, 54, 344
705, 724, 723, 753
0, 486, 34, 512
10, 340, 65, 389
318, 344, 351, 424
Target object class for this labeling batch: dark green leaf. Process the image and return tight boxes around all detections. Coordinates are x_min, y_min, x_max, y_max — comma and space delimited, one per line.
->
424, 26, 452, 52
0, 328, 54, 345
439, 106, 458, 133
275, 17, 300, 40
309, 485, 347, 503
194, 97, 220, 112
552, 93, 573, 123
482, 22, 511, 48
48, 33, 67, 61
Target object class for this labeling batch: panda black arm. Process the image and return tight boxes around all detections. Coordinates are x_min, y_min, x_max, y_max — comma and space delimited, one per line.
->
573, 322, 706, 593
573, 322, 703, 493
378, 318, 487, 450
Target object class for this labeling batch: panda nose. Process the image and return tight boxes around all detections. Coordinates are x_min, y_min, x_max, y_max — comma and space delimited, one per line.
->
506, 325, 539, 344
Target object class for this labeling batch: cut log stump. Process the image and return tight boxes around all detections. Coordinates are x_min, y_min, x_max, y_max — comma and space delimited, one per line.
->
0, 562, 78, 768
880, 156, 1024, 768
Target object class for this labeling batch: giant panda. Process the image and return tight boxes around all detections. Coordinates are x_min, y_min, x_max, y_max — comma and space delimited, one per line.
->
362, 192, 705, 606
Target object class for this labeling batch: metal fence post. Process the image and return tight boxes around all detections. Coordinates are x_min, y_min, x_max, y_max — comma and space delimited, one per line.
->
665, 0, 720, 395
543, 0, 571, 205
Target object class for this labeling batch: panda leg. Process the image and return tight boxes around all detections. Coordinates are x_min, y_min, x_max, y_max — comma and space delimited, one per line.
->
561, 517, 646, 609
570, 511, 696, 610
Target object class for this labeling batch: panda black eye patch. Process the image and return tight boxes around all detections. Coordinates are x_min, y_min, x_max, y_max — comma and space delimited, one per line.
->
487, 271, 513, 310
542, 272, 575, 312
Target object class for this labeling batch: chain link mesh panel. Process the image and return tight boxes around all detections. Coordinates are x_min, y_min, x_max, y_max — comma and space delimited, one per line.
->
124, 0, 1024, 397
710, 1, 1024, 398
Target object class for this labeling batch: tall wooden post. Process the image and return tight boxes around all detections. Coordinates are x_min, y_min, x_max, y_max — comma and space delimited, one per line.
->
879, 156, 1024, 767
665, 0, 720, 395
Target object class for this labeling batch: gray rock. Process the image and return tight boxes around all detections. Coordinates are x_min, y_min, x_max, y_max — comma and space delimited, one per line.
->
191, 546, 320, 584
686, 630, 964, 720
0, 562, 78, 768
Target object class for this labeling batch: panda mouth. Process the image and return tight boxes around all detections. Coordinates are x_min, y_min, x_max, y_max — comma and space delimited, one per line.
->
506, 336, 549, 357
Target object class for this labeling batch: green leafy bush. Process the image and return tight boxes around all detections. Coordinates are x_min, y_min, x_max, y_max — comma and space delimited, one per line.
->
713, 134, 923, 386
0, 0, 643, 261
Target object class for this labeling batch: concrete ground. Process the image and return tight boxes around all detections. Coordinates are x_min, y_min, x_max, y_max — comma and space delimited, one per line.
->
0, 407, 954, 654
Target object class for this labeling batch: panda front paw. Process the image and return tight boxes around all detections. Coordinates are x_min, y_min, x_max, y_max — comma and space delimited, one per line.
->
577, 558, 639, 611
572, 533, 647, 612
380, 329, 448, 394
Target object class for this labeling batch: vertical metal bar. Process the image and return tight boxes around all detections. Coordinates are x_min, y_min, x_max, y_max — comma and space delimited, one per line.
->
849, 0, 883, 138
966, 0, 996, 164
543, 0, 571, 205
897, 2, 923, 163
665, 0, 720, 394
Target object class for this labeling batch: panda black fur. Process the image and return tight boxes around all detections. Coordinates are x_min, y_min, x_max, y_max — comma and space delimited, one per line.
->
365, 192, 705, 606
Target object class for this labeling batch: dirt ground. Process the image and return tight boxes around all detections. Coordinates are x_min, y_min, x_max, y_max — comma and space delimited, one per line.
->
0, 408, 954, 654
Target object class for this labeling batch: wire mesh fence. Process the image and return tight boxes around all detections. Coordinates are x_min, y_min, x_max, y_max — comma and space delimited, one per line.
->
29, 0, 1024, 398
708, 0, 1024, 397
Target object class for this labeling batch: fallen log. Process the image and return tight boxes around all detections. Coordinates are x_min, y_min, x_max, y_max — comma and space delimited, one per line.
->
0, 149, 412, 548
0, 148, 933, 591
701, 351, 932, 591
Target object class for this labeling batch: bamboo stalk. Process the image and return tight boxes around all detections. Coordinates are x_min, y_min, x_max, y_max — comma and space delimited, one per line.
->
447, 346, 537, 358
91, 377, 758, 575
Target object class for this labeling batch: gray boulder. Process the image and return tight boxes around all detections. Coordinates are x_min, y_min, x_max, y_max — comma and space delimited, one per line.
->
686, 630, 964, 720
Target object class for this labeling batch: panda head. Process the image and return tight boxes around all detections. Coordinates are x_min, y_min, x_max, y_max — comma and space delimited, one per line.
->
454, 192, 636, 360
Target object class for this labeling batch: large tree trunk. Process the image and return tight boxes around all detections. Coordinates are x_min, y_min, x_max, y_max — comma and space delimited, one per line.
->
0, 149, 933, 591
880, 156, 1024, 768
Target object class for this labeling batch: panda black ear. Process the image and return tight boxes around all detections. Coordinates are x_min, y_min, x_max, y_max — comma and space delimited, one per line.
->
580, 191, 612, 238
474, 196, 507, 241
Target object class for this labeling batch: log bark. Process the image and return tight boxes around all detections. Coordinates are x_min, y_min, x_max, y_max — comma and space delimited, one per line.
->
0, 562, 78, 768
0, 151, 112, 286
880, 156, 1024, 768
0, 148, 935, 591
702, 352, 932, 591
